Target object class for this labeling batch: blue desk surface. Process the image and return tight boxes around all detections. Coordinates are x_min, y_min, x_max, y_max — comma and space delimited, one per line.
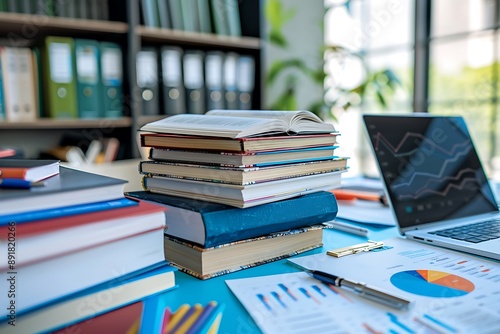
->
156, 225, 399, 333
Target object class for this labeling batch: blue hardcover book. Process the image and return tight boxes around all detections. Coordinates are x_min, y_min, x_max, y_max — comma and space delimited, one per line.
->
0, 262, 177, 333
126, 190, 338, 247
0, 197, 138, 226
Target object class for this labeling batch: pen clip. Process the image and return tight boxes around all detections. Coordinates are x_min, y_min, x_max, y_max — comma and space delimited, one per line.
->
327, 240, 384, 258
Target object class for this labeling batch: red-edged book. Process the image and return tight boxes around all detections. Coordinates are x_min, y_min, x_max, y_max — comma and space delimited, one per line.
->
0, 199, 168, 268
141, 133, 339, 152
0, 159, 59, 181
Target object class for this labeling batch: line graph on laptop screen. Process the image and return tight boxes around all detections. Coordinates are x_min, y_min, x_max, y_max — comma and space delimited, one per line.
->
364, 115, 498, 228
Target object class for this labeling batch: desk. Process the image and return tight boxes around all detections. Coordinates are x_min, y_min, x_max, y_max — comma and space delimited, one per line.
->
158, 226, 398, 333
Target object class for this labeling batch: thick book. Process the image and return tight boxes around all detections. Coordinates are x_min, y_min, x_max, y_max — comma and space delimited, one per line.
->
139, 158, 348, 185
140, 109, 337, 138
0, 166, 127, 216
0, 159, 59, 181
141, 133, 339, 152
149, 145, 338, 167
0, 263, 177, 333
0, 214, 166, 318
0, 200, 167, 267
164, 225, 326, 279
141, 169, 345, 208
0, 197, 137, 226
125, 191, 338, 247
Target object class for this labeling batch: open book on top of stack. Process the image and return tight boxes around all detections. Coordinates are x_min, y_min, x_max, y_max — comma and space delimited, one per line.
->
139, 110, 348, 208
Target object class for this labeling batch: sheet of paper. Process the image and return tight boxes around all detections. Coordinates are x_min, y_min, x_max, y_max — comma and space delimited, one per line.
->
336, 199, 396, 226
286, 237, 500, 334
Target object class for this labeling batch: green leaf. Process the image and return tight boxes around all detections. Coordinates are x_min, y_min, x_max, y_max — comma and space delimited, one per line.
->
266, 59, 309, 85
269, 30, 288, 48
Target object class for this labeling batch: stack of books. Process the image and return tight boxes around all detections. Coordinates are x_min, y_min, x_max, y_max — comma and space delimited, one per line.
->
0, 159, 176, 333
129, 109, 348, 279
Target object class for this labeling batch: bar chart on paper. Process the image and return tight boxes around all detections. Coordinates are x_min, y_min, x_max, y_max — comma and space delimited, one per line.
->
226, 272, 431, 334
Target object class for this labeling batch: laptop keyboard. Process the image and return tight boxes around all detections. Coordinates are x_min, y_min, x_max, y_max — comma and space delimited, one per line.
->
429, 220, 500, 243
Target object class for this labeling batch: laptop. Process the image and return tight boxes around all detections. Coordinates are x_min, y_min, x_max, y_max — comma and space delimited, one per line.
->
362, 113, 500, 260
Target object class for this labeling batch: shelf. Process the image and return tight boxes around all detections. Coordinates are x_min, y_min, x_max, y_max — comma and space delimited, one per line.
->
0, 117, 133, 130
0, 12, 128, 36
137, 26, 261, 50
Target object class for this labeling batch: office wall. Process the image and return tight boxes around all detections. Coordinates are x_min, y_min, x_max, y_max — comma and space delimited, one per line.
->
262, 0, 325, 112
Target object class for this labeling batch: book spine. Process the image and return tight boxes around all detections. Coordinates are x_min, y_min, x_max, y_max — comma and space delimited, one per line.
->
0, 167, 27, 179
0, 198, 138, 226
202, 191, 338, 247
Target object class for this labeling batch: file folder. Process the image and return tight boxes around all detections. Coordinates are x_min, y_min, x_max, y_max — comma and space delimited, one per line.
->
223, 52, 239, 110
0, 47, 37, 121
42, 37, 78, 119
237, 55, 255, 110
100, 42, 123, 118
183, 50, 205, 114
136, 48, 160, 116
197, 0, 212, 33
210, 0, 229, 35
205, 51, 225, 110
75, 39, 101, 118
225, 0, 241, 36
169, 0, 184, 30
157, 0, 171, 29
161, 46, 185, 115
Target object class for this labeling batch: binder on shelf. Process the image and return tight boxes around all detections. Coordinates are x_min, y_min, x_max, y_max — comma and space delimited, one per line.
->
98, 0, 109, 20
141, 0, 160, 28
223, 52, 239, 110
89, 0, 100, 20
21, 0, 33, 14
237, 55, 255, 110
180, 0, 199, 32
210, 0, 229, 35
7, 0, 19, 13
136, 48, 160, 116
157, 0, 171, 29
169, 0, 184, 31
0, 1, 8, 12
183, 50, 205, 114
161, 46, 185, 115
42, 36, 78, 119
225, 0, 241, 36
0, 55, 5, 120
75, 39, 102, 119
100, 42, 123, 118
197, 0, 212, 33
205, 51, 225, 110
55, 0, 69, 17
32, 47, 43, 118
77, 0, 89, 19
1, 47, 37, 121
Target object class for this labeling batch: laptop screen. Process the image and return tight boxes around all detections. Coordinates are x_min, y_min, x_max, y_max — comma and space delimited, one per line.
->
363, 114, 498, 229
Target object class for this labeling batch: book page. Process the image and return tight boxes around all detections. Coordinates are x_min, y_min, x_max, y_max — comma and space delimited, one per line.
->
206, 109, 307, 123
207, 110, 335, 134
140, 114, 282, 138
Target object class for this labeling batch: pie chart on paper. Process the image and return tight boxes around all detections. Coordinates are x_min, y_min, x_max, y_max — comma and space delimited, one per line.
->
390, 270, 475, 298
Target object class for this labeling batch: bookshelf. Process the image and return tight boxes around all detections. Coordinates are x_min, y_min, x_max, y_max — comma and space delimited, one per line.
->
0, 0, 262, 160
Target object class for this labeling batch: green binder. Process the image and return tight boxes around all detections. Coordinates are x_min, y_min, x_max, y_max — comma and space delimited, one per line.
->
75, 39, 102, 119
42, 36, 78, 119
100, 42, 123, 118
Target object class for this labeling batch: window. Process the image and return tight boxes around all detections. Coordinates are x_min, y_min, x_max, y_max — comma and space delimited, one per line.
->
325, 0, 500, 178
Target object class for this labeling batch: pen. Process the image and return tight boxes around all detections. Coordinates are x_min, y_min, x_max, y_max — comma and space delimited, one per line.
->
331, 189, 389, 206
0, 179, 45, 189
326, 220, 369, 237
305, 269, 412, 309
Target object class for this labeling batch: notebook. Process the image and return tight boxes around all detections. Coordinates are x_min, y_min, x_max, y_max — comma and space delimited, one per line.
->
363, 113, 500, 260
